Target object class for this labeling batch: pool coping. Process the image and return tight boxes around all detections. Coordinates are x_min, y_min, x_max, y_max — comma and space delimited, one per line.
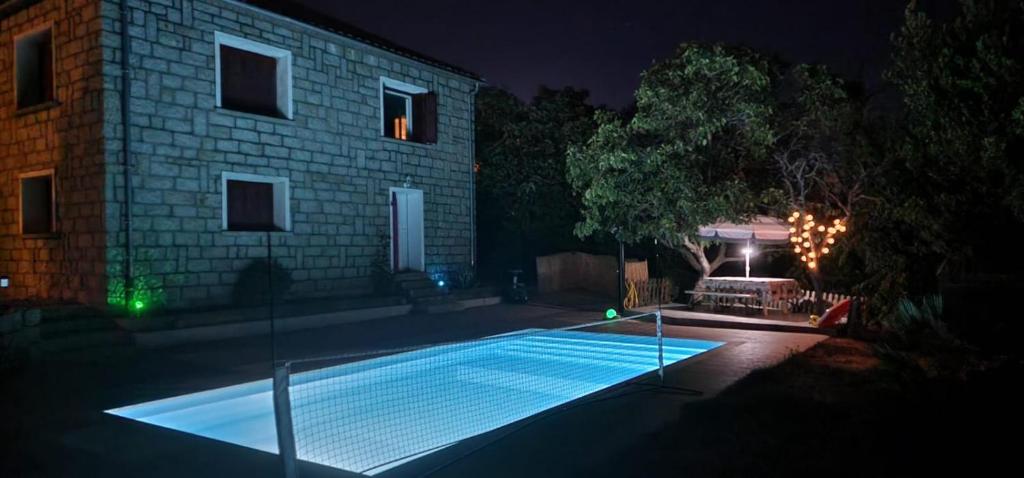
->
132, 296, 502, 348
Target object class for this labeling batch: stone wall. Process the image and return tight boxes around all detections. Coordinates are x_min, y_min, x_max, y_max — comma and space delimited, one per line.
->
100, 0, 478, 308
0, 0, 108, 306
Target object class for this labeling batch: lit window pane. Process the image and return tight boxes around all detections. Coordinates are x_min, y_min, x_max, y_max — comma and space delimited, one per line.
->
383, 90, 410, 140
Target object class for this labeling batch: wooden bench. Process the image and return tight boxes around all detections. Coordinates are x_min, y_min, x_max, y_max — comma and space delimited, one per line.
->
684, 290, 761, 315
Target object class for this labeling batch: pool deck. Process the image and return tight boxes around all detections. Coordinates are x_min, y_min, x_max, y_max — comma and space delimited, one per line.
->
639, 304, 831, 335
1, 303, 824, 477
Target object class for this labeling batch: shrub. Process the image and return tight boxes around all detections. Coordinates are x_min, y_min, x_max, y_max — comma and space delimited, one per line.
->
452, 266, 479, 290
371, 231, 395, 296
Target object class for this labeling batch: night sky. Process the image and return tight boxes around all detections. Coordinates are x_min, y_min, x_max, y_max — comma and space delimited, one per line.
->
295, 1, 911, 109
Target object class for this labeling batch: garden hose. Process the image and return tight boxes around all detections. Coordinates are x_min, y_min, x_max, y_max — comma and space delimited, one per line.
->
624, 279, 640, 309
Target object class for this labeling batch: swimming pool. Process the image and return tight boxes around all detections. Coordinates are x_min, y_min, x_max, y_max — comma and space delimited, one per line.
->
107, 328, 722, 474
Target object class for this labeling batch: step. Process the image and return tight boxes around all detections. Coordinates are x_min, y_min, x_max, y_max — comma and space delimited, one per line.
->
413, 300, 465, 314
398, 279, 438, 291
407, 287, 447, 299
392, 272, 431, 283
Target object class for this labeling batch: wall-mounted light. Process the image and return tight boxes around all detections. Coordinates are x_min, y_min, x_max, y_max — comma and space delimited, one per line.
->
0, 276, 8, 288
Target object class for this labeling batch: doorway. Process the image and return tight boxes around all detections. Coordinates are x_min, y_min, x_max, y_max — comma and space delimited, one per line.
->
390, 187, 425, 272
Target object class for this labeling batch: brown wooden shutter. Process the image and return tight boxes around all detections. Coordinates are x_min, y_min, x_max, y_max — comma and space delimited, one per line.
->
412, 92, 438, 144
227, 180, 276, 231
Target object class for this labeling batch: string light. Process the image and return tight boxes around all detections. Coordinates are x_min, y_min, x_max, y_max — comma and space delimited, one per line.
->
787, 211, 848, 271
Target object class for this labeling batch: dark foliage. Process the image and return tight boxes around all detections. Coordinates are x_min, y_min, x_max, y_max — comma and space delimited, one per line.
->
231, 259, 293, 306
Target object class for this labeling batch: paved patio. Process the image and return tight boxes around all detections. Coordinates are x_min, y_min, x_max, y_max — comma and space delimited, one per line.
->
1, 303, 824, 477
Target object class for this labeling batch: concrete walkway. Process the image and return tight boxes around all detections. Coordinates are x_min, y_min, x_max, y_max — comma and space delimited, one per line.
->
1, 303, 824, 477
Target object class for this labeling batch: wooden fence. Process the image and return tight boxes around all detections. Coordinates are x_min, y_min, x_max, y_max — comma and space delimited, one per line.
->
625, 278, 675, 308
768, 290, 854, 311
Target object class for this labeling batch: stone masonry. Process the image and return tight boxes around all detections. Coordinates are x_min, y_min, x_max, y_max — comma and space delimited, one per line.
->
1, 0, 479, 309
0, 0, 109, 305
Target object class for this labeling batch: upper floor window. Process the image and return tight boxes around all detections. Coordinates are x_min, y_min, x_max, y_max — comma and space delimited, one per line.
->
215, 32, 292, 119
19, 169, 55, 235
15, 25, 55, 110
380, 77, 437, 144
221, 172, 290, 232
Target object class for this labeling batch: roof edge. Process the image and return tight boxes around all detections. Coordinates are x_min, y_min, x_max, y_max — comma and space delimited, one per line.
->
232, 0, 483, 82
0, 0, 43, 21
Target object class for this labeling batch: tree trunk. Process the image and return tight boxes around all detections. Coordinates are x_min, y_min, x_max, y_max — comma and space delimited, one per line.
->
809, 268, 826, 315
681, 236, 712, 278
677, 236, 745, 280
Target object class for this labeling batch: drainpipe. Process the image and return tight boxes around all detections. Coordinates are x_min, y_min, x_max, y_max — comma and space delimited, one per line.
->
469, 81, 480, 270
120, 0, 134, 308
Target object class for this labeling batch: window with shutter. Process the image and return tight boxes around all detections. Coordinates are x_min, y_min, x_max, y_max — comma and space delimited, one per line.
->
20, 171, 55, 235
220, 46, 280, 117
15, 26, 54, 110
215, 32, 292, 119
227, 180, 277, 231
380, 78, 437, 144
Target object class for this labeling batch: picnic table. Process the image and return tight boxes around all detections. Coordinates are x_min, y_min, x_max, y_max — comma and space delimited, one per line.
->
690, 276, 801, 316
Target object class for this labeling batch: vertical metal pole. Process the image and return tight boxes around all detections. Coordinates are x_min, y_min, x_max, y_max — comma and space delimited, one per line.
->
656, 310, 664, 385
267, 231, 276, 367
273, 363, 299, 478
617, 240, 625, 312
744, 240, 751, 278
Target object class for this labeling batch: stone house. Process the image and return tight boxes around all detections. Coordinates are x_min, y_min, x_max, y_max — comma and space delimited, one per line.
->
0, 0, 482, 309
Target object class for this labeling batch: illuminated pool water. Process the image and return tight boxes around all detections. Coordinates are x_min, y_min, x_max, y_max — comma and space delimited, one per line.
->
107, 329, 722, 474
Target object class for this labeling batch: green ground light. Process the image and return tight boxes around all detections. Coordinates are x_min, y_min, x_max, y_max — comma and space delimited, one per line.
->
605, 308, 618, 320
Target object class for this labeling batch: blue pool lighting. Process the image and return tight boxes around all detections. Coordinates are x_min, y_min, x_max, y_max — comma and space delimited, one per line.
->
107, 329, 722, 474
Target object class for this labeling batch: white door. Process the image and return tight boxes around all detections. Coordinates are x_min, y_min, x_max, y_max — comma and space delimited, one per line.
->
390, 188, 424, 271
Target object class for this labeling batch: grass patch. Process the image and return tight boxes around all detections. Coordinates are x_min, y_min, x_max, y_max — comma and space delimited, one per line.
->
614, 338, 1021, 477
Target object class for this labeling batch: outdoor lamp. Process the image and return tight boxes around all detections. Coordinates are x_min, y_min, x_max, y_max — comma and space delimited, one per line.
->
0, 275, 8, 288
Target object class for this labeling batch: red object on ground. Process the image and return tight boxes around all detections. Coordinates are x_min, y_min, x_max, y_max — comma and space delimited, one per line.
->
819, 298, 851, 328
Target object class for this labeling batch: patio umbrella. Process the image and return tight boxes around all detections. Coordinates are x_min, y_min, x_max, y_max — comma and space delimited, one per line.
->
698, 215, 791, 277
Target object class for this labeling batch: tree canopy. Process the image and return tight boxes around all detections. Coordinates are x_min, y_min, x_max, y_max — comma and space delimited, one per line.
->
567, 43, 777, 277
880, 0, 1024, 280
475, 86, 598, 277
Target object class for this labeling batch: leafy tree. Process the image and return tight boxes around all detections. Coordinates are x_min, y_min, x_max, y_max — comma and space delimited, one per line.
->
771, 64, 878, 309
884, 0, 1024, 281
475, 86, 597, 278
567, 44, 775, 278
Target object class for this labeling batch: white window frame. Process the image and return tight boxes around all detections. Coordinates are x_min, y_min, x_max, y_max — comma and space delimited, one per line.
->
13, 22, 56, 110
18, 169, 56, 235
379, 77, 427, 138
214, 31, 293, 119
221, 172, 291, 232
